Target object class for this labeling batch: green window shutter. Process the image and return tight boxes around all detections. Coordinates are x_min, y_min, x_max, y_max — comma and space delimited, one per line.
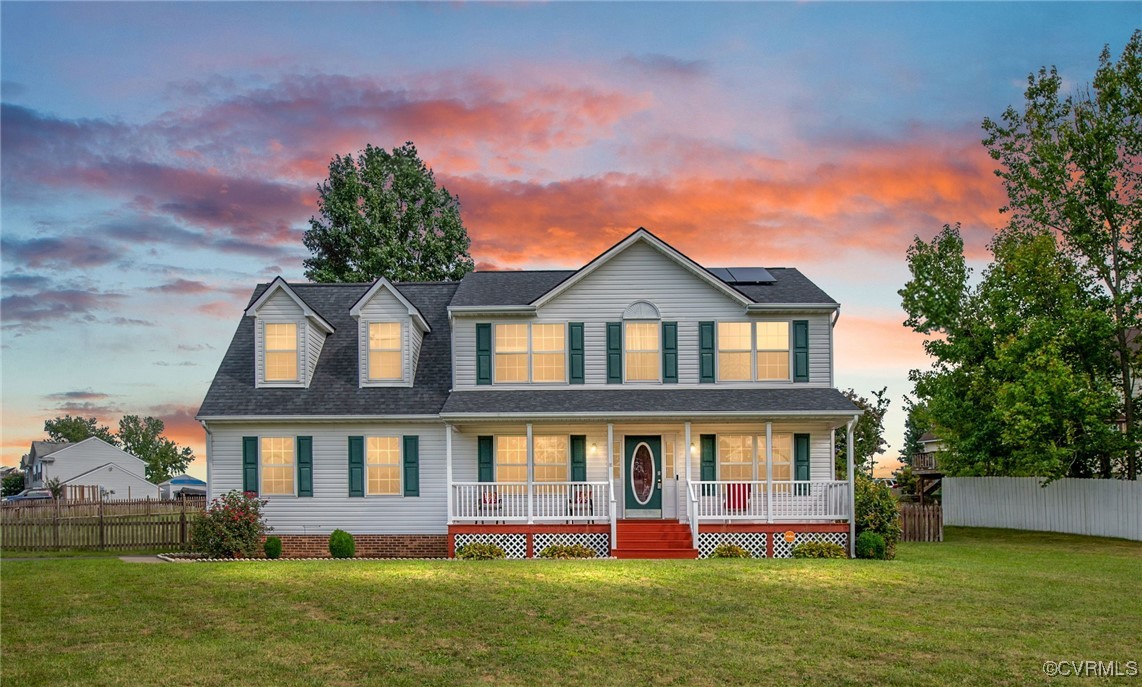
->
402, 435, 419, 497
793, 320, 809, 382
296, 436, 313, 497
662, 322, 678, 383
348, 436, 364, 497
476, 323, 492, 385
570, 435, 587, 482
794, 433, 811, 481
568, 322, 585, 384
699, 322, 715, 383
606, 322, 623, 384
700, 434, 717, 495
477, 436, 494, 482
242, 436, 258, 494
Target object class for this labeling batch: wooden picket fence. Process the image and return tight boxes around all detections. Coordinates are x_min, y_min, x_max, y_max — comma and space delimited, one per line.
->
899, 503, 943, 542
0, 497, 207, 551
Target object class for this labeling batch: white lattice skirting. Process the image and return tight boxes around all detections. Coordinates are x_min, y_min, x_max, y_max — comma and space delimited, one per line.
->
771, 531, 848, 559
453, 533, 528, 559
532, 532, 610, 558
698, 532, 768, 559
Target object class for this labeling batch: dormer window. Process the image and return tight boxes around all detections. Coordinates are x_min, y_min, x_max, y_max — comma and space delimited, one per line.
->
264, 322, 300, 382
350, 278, 431, 388
368, 322, 402, 381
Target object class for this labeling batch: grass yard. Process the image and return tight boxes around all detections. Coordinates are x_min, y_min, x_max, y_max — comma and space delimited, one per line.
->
2, 528, 1139, 686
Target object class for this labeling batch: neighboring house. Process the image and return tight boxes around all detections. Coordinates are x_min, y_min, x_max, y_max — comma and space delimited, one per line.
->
198, 228, 862, 559
22, 437, 159, 500
158, 474, 207, 499
914, 432, 944, 471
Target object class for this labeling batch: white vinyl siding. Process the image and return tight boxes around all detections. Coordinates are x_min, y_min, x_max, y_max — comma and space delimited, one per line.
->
37, 438, 155, 500
451, 241, 833, 387
207, 422, 446, 535
61, 463, 159, 500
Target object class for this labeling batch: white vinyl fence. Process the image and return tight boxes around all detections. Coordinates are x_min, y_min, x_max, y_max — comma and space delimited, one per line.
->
943, 477, 1142, 541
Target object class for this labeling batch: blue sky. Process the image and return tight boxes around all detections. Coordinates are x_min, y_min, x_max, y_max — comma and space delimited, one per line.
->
1, 2, 1136, 475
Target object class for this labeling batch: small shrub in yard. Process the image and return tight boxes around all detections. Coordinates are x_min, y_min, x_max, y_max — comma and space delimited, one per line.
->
329, 529, 356, 558
455, 542, 506, 559
792, 541, 847, 559
538, 543, 596, 559
190, 491, 269, 558
856, 531, 887, 560
855, 473, 901, 559
710, 543, 750, 558
263, 536, 283, 560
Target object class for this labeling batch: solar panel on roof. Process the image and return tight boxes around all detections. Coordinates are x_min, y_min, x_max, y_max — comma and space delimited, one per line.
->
723, 267, 776, 284
707, 268, 734, 281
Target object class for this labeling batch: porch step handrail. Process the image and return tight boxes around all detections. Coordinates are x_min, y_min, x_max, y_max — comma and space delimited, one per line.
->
451, 481, 610, 523
690, 480, 850, 522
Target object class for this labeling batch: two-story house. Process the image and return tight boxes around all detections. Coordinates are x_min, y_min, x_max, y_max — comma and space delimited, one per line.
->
198, 229, 861, 558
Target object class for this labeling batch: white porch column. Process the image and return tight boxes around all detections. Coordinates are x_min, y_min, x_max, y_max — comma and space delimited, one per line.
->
683, 422, 692, 521
526, 423, 534, 525
765, 422, 773, 524
846, 418, 856, 558
607, 423, 616, 551
445, 423, 453, 525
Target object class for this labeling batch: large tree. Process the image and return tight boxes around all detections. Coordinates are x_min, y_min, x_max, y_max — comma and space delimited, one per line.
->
43, 415, 118, 445
834, 387, 890, 478
981, 31, 1141, 478
117, 415, 194, 484
901, 225, 1122, 480
303, 142, 476, 283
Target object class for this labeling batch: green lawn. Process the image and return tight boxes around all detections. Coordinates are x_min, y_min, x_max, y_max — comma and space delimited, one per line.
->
2, 528, 1139, 686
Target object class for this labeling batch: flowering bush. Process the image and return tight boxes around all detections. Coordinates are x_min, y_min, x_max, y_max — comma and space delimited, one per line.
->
190, 491, 269, 558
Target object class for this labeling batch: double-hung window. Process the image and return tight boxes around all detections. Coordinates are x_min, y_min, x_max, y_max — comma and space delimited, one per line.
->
756, 322, 791, 381
716, 321, 791, 381
531, 324, 566, 383
760, 433, 794, 480
494, 324, 529, 383
260, 437, 295, 495
494, 436, 528, 482
264, 323, 299, 382
367, 322, 402, 381
494, 323, 566, 383
532, 436, 568, 482
717, 435, 754, 480
717, 323, 752, 382
624, 322, 660, 381
366, 436, 401, 495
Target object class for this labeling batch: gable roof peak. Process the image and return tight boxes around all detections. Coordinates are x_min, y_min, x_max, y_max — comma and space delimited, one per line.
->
530, 226, 753, 308
244, 276, 335, 334
348, 277, 431, 332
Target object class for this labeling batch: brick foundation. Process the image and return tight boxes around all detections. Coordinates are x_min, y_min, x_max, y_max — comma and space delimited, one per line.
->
269, 534, 449, 558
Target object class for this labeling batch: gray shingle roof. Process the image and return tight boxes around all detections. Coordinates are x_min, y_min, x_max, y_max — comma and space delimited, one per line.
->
450, 270, 575, 307
449, 267, 835, 307
197, 282, 458, 417
728, 268, 837, 305
441, 388, 860, 416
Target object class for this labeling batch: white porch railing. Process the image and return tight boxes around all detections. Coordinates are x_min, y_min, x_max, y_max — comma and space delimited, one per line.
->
451, 482, 610, 523
688, 480, 850, 521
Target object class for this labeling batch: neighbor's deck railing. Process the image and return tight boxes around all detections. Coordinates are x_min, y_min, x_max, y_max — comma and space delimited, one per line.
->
688, 480, 849, 522
450, 481, 610, 523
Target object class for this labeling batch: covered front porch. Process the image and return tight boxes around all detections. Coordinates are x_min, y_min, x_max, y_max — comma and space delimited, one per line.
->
442, 416, 859, 558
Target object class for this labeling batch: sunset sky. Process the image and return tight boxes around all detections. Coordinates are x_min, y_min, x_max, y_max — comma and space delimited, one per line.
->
1, 3, 1135, 478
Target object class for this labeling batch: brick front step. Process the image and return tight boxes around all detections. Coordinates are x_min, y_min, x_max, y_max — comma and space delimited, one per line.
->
612, 548, 699, 559
613, 520, 697, 558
